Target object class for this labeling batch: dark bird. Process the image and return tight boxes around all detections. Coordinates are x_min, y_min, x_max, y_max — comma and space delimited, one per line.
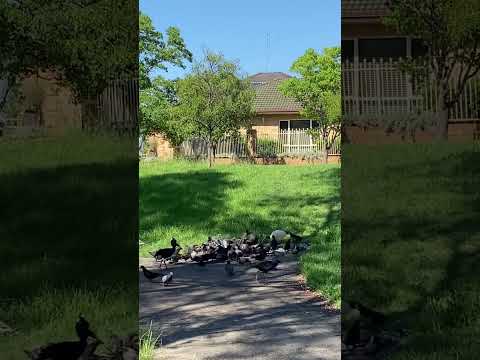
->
254, 259, 280, 273
24, 316, 102, 360
254, 259, 280, 282
224, 260, 235, 276
140, 266, 163, 281
196, 259, 207, 267
284, 238, 291, 251
162, 272, 173, 286
150, 238, 182, 269
25, 339, 100, 360
238, 256, 251, 264
270, 235, 278, 251
348, 301, 386, 325
254, 246, 267, 261
286, 231, 303, 242
75, 315, 97, 341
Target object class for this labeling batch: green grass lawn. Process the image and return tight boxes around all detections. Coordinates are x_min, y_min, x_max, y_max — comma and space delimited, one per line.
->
0, 132, 138, 359
140, 160, 341, 305
342, 143, 480, 359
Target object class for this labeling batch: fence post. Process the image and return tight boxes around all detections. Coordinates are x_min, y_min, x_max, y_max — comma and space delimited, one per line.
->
246, 129, 257, 161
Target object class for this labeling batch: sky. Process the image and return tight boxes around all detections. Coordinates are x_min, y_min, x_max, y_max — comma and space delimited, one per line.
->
140, 0, 340, 80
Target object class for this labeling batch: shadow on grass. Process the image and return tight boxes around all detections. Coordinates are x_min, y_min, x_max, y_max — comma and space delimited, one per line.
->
342, 145, 480, 358
0, 160, 138, 299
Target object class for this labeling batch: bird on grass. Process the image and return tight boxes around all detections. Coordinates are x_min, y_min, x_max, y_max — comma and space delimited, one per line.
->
224, 260, 235, 277
140, 266, 163, 282
24, 316, 101, 360
270, 229, 288, 242
286, 231, 303, 242
253, 259, 280, 282
162, 272, 173, 286
76, 315, 97, 341
149, 238, 182, 269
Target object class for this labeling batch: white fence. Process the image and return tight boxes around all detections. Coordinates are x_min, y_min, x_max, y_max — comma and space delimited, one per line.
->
342, 58, 480, 120
179, 129, 341, 158
83, 78, 138, 135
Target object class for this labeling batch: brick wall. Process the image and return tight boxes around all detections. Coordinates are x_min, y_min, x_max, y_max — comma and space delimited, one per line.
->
148, 134, 176, 159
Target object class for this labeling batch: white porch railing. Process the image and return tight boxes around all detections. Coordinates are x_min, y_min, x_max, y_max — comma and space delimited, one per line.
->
342, 58, 480, 121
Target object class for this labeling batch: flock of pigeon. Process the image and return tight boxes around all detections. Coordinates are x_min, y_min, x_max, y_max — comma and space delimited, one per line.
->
140, 229, 310, 285
24, 315, 138, 360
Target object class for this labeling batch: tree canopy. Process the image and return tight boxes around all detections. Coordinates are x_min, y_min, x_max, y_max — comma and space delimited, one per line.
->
138, 11, 192, 141
0, 0, 138, 111
279, 47, 341, 161
175, 51, 255, 167
139, 12, 192, 89
384, 0, 480, 139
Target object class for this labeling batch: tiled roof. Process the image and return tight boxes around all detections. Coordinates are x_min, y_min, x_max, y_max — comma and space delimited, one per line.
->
342, 0, 389, 18
248, 72, 292, 83
251, 76, 302, 114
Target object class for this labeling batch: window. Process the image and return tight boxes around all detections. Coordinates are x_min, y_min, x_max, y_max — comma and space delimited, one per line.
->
290, 120, 311, 130
358, 38, 407, 61
312, 120, 320, 128
342, 40, 354, 62
279, 120, 289, 130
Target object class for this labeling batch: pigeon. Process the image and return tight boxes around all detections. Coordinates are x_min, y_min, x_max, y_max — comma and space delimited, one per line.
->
270, 229, 288, 242
140, 266, 163, 281
224, 260, 235, 276
162, 272, 173, 286
254, 259, 280, 282
254, 259, 280, 273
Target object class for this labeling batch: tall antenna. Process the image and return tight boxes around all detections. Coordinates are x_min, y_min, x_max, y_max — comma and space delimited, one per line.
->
265, 32, 271, 72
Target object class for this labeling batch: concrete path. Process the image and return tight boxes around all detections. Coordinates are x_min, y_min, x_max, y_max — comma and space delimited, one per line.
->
140, 255, 340, 360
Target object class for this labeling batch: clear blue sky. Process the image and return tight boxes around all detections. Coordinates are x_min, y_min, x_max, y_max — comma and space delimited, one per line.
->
140, 0, 340, 80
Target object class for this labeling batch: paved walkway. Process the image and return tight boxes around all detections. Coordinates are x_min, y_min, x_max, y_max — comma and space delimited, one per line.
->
140, 254, 340, 360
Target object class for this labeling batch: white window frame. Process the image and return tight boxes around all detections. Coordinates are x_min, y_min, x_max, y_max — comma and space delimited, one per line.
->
278, 119, 316, 152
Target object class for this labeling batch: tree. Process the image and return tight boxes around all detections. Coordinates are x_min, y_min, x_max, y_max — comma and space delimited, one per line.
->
384, 0, 480, 140
0, 0, 138, 112
139, 11, 192, 142
176, 51, 255, 167
139, 12, 192, 89
140, 77, 191, 147
279, 47, 341, 163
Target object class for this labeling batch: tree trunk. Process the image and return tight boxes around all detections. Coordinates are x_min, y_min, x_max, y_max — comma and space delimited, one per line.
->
208, 142, 215, 168
436, 83, 449, 141
322, 148, 329, 164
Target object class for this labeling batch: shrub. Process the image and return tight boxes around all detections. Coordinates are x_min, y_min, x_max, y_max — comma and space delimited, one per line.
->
256, 138, 278, 157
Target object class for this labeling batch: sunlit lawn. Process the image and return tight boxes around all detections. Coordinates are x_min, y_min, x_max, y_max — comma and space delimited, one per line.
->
139, 160, 341, 305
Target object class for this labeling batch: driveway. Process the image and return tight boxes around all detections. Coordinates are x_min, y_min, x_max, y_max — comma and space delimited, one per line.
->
139, 254, 340, 360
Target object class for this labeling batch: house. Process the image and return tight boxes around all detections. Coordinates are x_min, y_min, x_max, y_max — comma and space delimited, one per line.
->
248, 72, 319, 136
0, 73, 137, 137
149, 72, 336, 159
342, 0, 480, 143
0, 73, 82, 136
